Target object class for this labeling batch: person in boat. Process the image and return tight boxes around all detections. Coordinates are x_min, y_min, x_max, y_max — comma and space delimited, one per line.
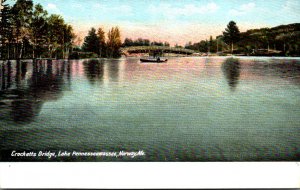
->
157, 56, 160, 62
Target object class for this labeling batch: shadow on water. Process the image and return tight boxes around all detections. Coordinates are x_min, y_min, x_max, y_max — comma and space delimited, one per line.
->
222, 58, 241, 91
6, 61, 12, 89
273, 60, 300, 86
0, 60, 70, 124
108, 59, 120, 82
252, 59, 300, 86
1, 62, 6, 90
15, 60, 21, 87
83, 59, 104, 85
83, 59, 121, 85
0, 60, 12, 90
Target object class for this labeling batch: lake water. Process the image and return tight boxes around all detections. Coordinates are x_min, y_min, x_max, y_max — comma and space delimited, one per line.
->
0, 57, 299, 161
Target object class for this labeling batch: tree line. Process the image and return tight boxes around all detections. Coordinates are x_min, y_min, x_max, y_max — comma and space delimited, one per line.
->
78, 31, 172, 58
123, 38, 170, 47
0, 0, 75, 60
1, 0, 299, 59
185, 21, 300, 56
76, 26, 122, 58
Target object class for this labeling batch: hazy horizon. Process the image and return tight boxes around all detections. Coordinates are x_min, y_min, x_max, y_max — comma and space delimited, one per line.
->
10, 0, 300, 46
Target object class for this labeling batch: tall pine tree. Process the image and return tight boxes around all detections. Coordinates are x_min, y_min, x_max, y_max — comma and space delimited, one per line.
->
223, 21, 240, 53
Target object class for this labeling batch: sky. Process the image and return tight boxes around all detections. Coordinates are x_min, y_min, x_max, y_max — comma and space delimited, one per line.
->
19, 0, 300, 46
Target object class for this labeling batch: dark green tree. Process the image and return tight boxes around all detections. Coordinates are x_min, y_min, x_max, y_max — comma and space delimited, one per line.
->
123, 38, 133, 47
185, 41, 192, 49
30, 3, 48, 58
164, 41, 170, 47
123, 38, 151, 47
11, 0, 34, 59
223, 21, 240, 53
0, 0, 13, 59
198, 40, 208, 52
1, 0, 74, 59
44, 14, 74, 59
47, 14, 66, 58
63, 24, 75, 58
151, 41, 163, 46
82, 27, 100, 55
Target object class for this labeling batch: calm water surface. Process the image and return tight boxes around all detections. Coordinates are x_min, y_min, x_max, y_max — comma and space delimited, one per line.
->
0, 57, 299, 161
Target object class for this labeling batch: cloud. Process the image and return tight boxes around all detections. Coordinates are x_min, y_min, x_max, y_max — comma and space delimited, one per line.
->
47, 3, 57, 10
229, 2, 255, 16
46, 3, 61, 14
148, 2, 219, 18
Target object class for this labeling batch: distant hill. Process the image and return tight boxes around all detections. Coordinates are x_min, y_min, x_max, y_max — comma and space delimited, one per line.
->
237, 23, 300, 56
186, 23, 300, 56
244, 23, 300, 35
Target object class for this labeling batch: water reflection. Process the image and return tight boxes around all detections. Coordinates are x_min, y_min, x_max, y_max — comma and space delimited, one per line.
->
15, 60, 21, 87
272, 60, 300, 86
1, 62, 6, 90
107, 59, 120, 82
222, 58, 241, 91
6, 61, 12, 89
14, 60, 28, 88
250, 59, 300, 86
0, 60, 70, 124
21, 61, 27, 80
30, 60, 65, 100
1, 61, 11, 90
0, 57, 299, 161
67, 61, 71, 85
83, 59, 104, 85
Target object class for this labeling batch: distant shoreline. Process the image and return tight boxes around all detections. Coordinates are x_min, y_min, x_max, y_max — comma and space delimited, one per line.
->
1, 56, 300, 63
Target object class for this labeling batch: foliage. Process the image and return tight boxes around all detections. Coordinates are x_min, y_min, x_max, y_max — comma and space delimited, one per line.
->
30, 4, 48, 58
106, 26, 122, 58
151, 41, 164, 46
1, 2, 300, 60
122, 38, 168, 47
69, 51, 98, 59
222, 21, 240, 53
185, 22, 300, 56
81, 26, 122, 58
237, 23, 300, 56
123, 38, 150, 46
97, 27, 106, 57
0, 0, 75, 59
185, 40, 209, 52
82, 28, 100, 55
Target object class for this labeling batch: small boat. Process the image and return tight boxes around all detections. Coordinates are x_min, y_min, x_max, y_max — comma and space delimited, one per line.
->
140, 58, 168, 63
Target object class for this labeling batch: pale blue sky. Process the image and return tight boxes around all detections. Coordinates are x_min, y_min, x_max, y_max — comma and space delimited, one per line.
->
12, 0, 300, 45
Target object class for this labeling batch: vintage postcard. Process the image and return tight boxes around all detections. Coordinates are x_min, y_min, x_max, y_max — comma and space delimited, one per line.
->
0, 0, 299, 164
